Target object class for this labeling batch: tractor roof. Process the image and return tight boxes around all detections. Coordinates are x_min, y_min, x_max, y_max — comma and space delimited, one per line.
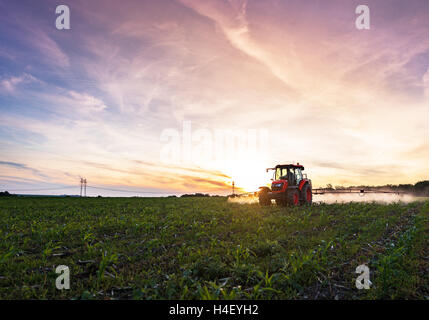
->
275, 164, 304, 170
266, 164, 305, 171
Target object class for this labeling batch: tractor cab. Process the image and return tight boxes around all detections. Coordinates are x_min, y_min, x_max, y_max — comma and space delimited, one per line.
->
271, 164, 305, 186
259, 163, 312, 206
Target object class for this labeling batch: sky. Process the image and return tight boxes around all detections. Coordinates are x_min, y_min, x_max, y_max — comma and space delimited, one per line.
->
1, 0, 429, 196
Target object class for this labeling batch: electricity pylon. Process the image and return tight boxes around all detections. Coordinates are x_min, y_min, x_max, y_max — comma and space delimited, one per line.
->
80, 178, 87, 197
80, 178, 83, 197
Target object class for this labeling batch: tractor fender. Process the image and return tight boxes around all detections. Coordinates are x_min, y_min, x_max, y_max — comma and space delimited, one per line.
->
298, 180, 308, 191
259, 186, 271, 193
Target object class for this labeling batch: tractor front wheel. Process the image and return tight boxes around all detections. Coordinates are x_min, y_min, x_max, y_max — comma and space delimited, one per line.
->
287, 189, 300, 207
259, 188, 271, 206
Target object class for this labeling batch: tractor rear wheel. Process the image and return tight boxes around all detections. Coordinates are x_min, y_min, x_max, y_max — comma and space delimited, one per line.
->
301, 184, 313, 205
259, 188, 271, 206
287, 189, 300, 207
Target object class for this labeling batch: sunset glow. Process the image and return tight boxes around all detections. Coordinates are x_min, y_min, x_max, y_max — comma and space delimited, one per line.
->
1, 0, 429, 196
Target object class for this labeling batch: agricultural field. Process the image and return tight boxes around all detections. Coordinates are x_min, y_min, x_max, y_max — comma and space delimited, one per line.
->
0, 197, 428, 300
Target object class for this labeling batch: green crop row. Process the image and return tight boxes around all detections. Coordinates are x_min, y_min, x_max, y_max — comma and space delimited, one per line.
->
0, 197, 427, 299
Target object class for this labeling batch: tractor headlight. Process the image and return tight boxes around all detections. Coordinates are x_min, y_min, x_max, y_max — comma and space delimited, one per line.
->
273, 183, 283, 188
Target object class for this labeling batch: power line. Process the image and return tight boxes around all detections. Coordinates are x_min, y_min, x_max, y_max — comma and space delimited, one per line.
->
87, 185, 173, 194
86, 185, 228, 195
3, 179, 234, 196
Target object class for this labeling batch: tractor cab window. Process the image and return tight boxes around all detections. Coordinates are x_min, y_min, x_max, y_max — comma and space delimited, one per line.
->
275, 168, 288, 180
274, 168, 280, 180
295, 168, 303, 184
288, 168, 296, 185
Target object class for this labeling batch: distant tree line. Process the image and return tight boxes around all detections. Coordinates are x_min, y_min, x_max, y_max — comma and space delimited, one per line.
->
1, 191, 225, 198
0, 191, 17, 197
180, 193, 222, 198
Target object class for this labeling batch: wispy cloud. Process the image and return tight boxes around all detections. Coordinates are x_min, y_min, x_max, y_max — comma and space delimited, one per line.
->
0, 160, 47, 178
67, 91, 108, 113
0, 0, 428, 192
0, 73, 37, 93
0, 161, 29, 169
178, 0, 295, 88
28, 28, 70, 68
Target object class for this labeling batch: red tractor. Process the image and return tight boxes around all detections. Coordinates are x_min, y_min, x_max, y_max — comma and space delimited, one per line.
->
258, 164, 312, 206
